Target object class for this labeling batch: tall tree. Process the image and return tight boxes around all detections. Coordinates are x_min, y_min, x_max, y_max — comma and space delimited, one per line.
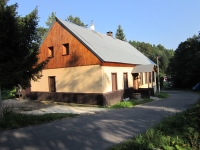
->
37, 27, 48, 44
45, 12, 56, 28
115, 25, 126, 41
37, 12, 56, 43
129, 40, 174, 77
65, 15, 88, 27
167, 35, 200, 88
0, 0, 49, 112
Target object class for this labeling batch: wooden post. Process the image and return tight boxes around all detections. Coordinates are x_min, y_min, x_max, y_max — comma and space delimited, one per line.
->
133, 73, 138, 90
157, 57, 160, 93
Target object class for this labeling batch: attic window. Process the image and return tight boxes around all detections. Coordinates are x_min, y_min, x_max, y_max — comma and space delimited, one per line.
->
62, 43, 69, 55
48, 46, 54, 57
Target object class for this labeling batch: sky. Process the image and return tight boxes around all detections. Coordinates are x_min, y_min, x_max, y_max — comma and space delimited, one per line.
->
7, 0, 200, 50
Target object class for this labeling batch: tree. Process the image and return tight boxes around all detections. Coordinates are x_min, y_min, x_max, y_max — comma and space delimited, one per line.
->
115, 25, 126, 41
129, 40, 174, 77
0, 0, 49, 113
37, 27, 48, 44
168, 35, 200, 88
65, 15, 88, 27
45, 12, 56, 28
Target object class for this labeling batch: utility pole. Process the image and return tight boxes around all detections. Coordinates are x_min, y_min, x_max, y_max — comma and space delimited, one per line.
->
157, 56, 160, 93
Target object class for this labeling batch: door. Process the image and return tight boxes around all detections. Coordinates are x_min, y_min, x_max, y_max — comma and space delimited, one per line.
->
49, 76, 56, 92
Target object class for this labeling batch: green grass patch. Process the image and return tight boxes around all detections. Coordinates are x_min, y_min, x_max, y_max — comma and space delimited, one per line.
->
109, 99, 153, 109
109, 99, 200, 150
2, 89, 16, 100
0, 112, 79, 131
155, 92, 170, 98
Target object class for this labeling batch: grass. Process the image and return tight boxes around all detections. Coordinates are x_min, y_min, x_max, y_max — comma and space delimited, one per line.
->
109, 99, 153, 109
108, 98, 200, 150
0, 111, 79, 131
2, 89, 16, 100
155, 92, 170, 98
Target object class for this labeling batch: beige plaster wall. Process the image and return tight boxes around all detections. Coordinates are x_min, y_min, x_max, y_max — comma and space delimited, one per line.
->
31, 65, 103, 93
102, 66, 134, 93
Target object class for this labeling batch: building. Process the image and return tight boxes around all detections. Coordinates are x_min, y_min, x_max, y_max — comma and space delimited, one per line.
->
29, 18, 157, 106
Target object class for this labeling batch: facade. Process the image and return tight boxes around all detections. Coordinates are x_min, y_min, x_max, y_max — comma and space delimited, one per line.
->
29, 18, 157, 106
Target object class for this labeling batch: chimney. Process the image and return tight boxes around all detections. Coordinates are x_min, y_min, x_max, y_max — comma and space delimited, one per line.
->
90, 20, 95, 30
107, 31, 113, 37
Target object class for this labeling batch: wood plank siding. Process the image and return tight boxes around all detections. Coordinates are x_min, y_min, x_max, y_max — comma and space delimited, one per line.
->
39, 21, 102, 69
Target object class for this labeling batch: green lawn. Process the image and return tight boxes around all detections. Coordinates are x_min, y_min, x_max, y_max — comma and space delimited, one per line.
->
109, 99, 153, 109
0, 112, 79, 131
155, 92, 170, 98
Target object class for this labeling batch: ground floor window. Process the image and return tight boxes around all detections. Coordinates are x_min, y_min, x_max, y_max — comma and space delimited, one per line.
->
123, 73, 128, 89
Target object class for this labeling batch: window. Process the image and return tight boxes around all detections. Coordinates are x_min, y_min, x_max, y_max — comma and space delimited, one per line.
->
62, 43, 69, 55
123, 73, 128, 89
49, 76, 56, 92
111, 73, 118, 91
48, 46, 54, 57
149, 72, 151, 83
152, 72, 155, 82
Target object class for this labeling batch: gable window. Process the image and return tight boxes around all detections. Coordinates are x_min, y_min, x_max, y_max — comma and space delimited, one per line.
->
48, 46, 54, 57
49, 76, 56, 92
123, 73, 128, 89
111, 73, 118, 91
62, 43, 69, 55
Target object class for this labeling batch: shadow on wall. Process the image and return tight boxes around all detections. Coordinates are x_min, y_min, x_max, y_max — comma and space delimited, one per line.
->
67, 50, 79, 67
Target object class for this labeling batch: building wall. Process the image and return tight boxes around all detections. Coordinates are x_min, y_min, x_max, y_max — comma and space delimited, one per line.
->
39, 21, 102, 69
30, 65, 135, 106
102, 66, 134, 93
31, 65, 103, 93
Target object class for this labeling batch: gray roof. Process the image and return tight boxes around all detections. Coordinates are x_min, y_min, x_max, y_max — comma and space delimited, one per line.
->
132, 64, 155, 73
57, 18, 155, 65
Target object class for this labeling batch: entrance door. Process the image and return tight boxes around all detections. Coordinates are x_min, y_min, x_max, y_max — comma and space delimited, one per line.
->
49, 76, 56, 92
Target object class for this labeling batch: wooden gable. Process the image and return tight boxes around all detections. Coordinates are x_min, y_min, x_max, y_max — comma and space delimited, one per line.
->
39, 21, 102, 69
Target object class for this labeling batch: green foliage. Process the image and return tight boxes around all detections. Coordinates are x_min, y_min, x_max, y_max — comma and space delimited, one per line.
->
45, 12, 56, 28
115, 25, 126, 41
36, 27, 48, 44
110, 99, 153, 109
65, 15, 88, 27
168, 35, 200, 88
155, 92, 170, 98
129, 41, 174, 77
2, 88, 16, 100
109, 99, 200, 150
0, 1, 49, 89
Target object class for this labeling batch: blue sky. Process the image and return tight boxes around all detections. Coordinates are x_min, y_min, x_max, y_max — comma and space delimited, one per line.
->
8, 0, 200, 50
